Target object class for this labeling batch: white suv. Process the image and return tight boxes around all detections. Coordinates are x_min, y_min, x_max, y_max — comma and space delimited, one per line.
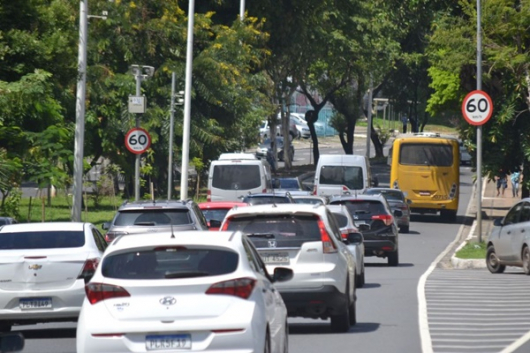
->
221, 203, 357, 332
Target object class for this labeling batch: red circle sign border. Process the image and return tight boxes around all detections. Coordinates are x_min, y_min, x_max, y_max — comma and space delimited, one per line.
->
462, 90, 493, 126
125, 127, 151, 155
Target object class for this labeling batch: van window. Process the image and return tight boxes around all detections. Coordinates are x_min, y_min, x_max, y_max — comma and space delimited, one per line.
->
399, 144, 453, 166
212, 165, 261, 190
320, 166, 363, 189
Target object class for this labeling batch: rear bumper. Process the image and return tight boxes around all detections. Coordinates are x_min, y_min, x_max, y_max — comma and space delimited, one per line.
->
279, 285, 348, 319
364, 237, 398, 256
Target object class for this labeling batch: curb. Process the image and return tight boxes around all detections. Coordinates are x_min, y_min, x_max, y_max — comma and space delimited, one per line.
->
451, 257, 486, 269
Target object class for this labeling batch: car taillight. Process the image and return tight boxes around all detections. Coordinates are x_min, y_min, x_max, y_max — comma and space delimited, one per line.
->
312, 185, 317, 195
104, 231, 127, 243
262, 188, 267, 193
207, 190, 211, 202
85, 283, 131, 305
318, 219, 337, 253
78, 258, 99, 280
372, 214, 394, 226
400, 205, 408, 211
206, 278, 256, 299
220, 218, 230, 231
342, 186, 350, 195
341, 228, 356, 239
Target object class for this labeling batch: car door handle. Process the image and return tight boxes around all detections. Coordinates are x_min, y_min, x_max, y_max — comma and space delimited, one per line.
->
507, 231, 511, 234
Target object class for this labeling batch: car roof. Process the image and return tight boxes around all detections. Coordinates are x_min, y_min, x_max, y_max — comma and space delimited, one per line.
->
365, 188, 404, 194
0, 222, 88, 233
108, 231, 243, 252
118, 200, 192, 211
245, 192, 291, 197
198, 202, 248, 209
225, 203, 326, 217
330, 194, 386, 202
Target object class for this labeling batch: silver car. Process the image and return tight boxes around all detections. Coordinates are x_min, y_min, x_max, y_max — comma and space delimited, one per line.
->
0, 222, 106, 331
487, 200, 530, 274
327, 205, 366, 287
363, 187, 411, 233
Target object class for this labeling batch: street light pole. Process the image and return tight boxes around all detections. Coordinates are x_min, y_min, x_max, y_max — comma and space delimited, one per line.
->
476, 0, 483, 242
365, 77, 373, 159
134, 71, 142, 201
72, 0, 88, 222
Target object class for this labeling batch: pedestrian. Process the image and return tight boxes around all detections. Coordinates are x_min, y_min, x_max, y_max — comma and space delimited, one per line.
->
266, 141, 277, 175
511, 169, 521, 197
496, 168, 508, 197
401, 115, 408, 133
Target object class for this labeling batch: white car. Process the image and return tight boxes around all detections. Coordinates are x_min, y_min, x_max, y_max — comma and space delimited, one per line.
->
0, 222, 106, 332
221, 203, 357, 332
327, 205, 366, 287
76, 231, 293, 353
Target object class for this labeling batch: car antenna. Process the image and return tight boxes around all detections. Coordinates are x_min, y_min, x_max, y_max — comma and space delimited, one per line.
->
170, 222, 175, 238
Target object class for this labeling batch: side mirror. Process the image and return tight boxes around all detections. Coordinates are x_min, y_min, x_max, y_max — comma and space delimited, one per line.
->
393, 210, 403, 218
493, 218, 504, 227
102, 222, 110, 230
209, 220, 222, 229
0, 333, 25, 352
347, 232, 363, 244
272, 267, 293, 283
356, 223, 370, 232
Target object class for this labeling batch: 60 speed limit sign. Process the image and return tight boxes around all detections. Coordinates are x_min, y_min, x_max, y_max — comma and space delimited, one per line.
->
125, 128, 151, 154
462, 90, 493, 126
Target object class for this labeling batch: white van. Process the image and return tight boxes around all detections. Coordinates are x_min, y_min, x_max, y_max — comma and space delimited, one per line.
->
313, 154, 376, 197
207, 153, 273, 202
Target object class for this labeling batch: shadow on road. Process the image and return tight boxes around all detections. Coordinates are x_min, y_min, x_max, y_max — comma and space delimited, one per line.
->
365, 262, 414, 268
360, 282, 381, 289
289, 322, 380, 335
13, 327, 76, 339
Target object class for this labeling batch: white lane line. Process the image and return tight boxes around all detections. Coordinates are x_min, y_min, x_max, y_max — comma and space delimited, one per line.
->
418, 177, 478, 353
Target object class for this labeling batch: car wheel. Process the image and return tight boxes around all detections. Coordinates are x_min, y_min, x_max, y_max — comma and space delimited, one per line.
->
330, 302, 350, 333
264, 330, 271, 353
0, 322, 11, 332
348, 293, 357, 326
486, 245, 505, 274
388, 251, 399, 266
522, 247, 530, 275
400, 225, 409, 233
282, 323, 289, 353
357, 267, 365, 288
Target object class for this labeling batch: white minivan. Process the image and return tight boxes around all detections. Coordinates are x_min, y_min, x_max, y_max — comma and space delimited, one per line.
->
207, 153, 273, 202
313, 154, 376, 197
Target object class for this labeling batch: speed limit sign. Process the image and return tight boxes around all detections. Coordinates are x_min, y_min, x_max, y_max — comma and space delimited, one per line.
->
125, 128, 151, 154
462, 90, 493, 126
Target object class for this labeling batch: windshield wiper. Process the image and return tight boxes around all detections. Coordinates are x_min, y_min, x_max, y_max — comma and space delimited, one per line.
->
246, 233, 276, 239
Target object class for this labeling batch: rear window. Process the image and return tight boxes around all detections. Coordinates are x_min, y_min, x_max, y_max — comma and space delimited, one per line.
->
0, 231, 85, 250
212, 165, 261, 190
243, 196, 291, 205
365, 189, 404, 202
114, 209, 192, 226
294, 198, 324, 205
319, 166, 363, 189
330, 200, 386, 217
279, 179, 300, 190
102, 248, 239, 279
331, 212, 349, 228
225, 215, 320, 248
201, 209, 230, 223
399, 143, 453, 166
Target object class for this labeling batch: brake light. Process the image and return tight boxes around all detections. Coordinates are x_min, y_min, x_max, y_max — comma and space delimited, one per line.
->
400, 205, 408, 211
341, 228, 356, 239
206, 278, 256, 299
78, 258, 99, 280
342, 186, 350, 194
207, 190, 211, 202
372, 214, 394, 226
262, 188, 267, 193
220, 218, 230, 231
318, 219, 337, 253
85, 283, 130, 305
312, 185, 317, 195
105, 233, 115, 242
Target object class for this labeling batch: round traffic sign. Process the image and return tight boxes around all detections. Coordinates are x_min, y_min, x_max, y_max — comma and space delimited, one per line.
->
125, 128, 151, 154
462, 90, 493, 126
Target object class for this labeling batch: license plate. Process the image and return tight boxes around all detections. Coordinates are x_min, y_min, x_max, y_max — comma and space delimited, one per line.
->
146, 334, 191, 351
261, 252, 290, 264
19, 297, 52, 310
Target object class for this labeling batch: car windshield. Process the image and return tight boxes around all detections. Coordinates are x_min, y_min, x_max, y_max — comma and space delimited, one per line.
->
294, 198, 324, 205
365, 189, 404, 202
114, 209, 192, 226
243, 196, 291, 205
102, 248, 239, 280
319, 166, 364, 190
331, 212, 349, 228
0, 231, 85, 250
201, 209, 230, 223
330, 200, 386, 220
226, 214, 321, 248
278, 179, 300, 190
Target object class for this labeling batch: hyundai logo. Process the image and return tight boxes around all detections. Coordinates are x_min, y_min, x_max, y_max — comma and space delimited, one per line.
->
268, 240, 277, 248
28, 264, 42, 270
159, 296, 176, 306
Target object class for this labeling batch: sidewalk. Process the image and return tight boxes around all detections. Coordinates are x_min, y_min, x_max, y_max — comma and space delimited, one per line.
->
449, 176, 518, 269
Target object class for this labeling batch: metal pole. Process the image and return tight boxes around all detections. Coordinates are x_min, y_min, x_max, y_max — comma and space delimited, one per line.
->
72, 0, 88, 222
134, 73, 142, 201
180, 0, 195, 200
240, 0, 245, 20
366, 77, 373, 158
476, 0, 483, 242
167, 72, 176, 200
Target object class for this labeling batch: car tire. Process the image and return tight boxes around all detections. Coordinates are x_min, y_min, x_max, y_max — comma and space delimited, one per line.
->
264, 330, 271, 353
522, 247, 530, 275
282, 323, 289, 353
330, 302, 350, 333
358, 268, 365, 288
400, 225, 409, 233
486, 245, 505, 274
348, 293, 357, 326
388, 251, 399, 266
355, 269, 365, 288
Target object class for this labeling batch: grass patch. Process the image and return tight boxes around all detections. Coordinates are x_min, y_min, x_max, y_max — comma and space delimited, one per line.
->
455, 241, 487, 259
357, 117, 457, 135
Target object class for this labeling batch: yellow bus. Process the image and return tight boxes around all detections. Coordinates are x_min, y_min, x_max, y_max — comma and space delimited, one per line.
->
389, 133, 460, 222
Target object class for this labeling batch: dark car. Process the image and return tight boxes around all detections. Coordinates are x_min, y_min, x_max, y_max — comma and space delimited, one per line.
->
329, 194, 401, 266
102, 200, 209, 242
0, 217, 17, 226
242, 192, 295, 205
363, 188, 411, 233
255, 137, 295, 161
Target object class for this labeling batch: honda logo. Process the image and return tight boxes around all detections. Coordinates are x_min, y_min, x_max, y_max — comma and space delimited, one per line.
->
159, 296, 176, 306
268, 240, 277, 248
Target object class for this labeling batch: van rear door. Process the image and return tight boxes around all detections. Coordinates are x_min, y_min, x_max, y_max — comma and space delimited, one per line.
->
209, 163, 263, 201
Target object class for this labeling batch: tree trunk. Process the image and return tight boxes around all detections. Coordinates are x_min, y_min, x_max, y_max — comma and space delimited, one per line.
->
370, 120, 384, 158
